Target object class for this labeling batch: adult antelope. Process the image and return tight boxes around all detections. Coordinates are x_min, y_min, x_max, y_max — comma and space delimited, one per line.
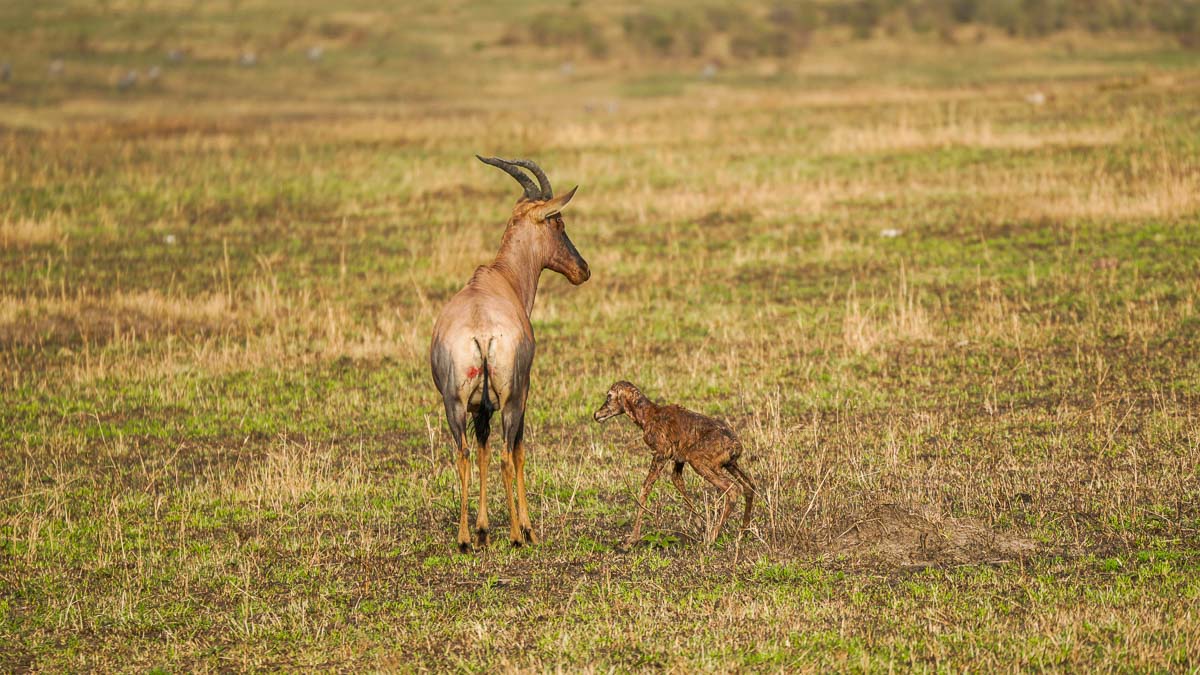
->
430, 156, 590, 552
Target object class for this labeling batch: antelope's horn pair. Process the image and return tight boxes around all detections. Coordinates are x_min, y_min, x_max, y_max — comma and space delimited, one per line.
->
476, 155, 553, 201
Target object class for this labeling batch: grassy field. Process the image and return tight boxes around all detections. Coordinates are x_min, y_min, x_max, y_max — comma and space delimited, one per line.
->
3, 1, 1200, 670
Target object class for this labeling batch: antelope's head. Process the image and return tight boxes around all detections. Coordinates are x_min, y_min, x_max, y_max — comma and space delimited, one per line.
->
478, 155, 590, 285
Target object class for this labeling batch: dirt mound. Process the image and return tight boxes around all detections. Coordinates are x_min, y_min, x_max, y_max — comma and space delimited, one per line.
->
823, 504, 1037, 569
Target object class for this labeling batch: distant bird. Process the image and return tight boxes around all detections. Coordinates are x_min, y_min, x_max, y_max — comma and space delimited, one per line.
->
306, 46, 324, 62
0, 62, 10, 82
146, 65, 162, 81
48, 59, 64, 76
880, 228, 903, 238
1025, 91, 1046, 106
239, 51, 257, 67
701, 63, 718, 79
117, 70, 138, 91
167, 49, 185, 63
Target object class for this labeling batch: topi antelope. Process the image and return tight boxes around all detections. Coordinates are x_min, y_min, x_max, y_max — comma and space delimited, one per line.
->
430, 156, 590, 552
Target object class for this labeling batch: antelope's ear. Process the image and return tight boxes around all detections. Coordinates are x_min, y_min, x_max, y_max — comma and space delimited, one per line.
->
532, 186, 578, 221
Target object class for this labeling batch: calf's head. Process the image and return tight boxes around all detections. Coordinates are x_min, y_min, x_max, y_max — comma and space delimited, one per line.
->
594, 381, 644, 423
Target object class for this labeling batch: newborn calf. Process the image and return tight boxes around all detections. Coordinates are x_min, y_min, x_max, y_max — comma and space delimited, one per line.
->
593, 381, 755, 545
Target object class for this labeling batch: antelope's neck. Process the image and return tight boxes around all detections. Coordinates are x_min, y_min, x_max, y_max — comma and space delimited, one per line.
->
492, 231, 544, 317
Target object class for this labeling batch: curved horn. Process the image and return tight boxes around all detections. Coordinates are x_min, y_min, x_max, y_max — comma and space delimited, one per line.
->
507, 159, 553, 199
476, 155, 539, 201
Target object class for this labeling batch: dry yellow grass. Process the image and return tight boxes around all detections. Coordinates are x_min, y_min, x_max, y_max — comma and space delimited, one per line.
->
823, 118, 1126, 154
842, 269, 937, 355
0, 219, 63, 248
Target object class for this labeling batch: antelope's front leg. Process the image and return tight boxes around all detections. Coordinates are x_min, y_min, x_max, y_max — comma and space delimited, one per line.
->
629, 457, 667, 546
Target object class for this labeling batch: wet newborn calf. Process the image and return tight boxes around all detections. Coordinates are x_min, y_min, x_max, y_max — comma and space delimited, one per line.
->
593, 381, 755, 545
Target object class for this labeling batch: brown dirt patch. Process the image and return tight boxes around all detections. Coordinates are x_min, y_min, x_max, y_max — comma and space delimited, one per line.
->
823, 503, 1037, 569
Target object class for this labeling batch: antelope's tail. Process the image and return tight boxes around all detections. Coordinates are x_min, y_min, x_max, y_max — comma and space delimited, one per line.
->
472, 337, 495, 413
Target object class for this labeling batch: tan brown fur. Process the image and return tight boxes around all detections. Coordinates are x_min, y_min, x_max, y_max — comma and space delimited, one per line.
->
594, 381, 756, 546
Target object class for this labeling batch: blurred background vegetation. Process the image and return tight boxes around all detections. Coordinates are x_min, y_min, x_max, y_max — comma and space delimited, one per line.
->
1, 0, 1196, 115
528, 0, 1200, 59
3, 0, 1199, 85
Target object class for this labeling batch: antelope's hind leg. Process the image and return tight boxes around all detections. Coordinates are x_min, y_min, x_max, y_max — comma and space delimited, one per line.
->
473, 407, 493, 548
503, 338, 539, 546
443, 400, 472, 553
514, 439, 538, 545
499, 447, 520, 546
501, 397, 528, 546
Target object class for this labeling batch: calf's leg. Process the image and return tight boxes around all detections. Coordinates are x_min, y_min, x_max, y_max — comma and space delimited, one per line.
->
690, 460, 740, 544
630, 457, 667, 545
727, 461, 756, 533
669, 461, 698, 515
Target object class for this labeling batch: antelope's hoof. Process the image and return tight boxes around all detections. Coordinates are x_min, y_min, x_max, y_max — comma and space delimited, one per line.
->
521, 527, 538, 545
458, 541, 472, 554
509, 535, 523, 548
476, 528, 490, 548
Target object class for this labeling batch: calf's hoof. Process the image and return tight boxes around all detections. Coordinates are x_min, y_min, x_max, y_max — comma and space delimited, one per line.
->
521, 527, 538, 545
476, 528, 490, 548
458, 541, 472, 554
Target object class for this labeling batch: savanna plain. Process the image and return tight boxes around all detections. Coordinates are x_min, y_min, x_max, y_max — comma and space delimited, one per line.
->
2, 1, 1199, 671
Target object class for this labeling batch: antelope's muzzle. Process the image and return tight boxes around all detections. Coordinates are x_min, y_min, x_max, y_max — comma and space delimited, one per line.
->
563, 234, 590, 285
